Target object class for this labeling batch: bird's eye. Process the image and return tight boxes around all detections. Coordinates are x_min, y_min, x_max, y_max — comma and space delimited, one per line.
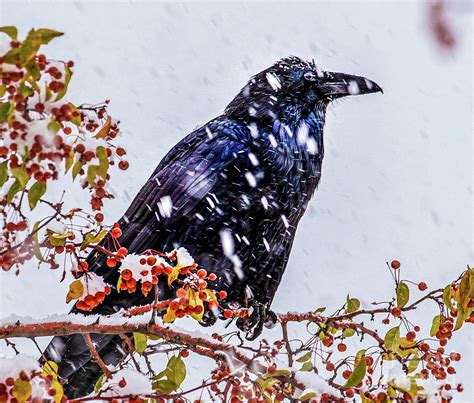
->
303, 71, 318, 81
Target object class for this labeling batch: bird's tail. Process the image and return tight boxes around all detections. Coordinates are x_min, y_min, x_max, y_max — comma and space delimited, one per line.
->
43, 332, 126, 398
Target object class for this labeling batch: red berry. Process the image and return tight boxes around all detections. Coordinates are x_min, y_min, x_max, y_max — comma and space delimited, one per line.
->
197, 269, 207, 279
180, 349, 189, 358
337, 343, 347, 352
111, 227, 122, 238
391, 307, 401, 318
117, 247, 128, 256
390, 260, 401, 269
78, 261, 89, 271
325, 363, 335, 371
418, 282, 427, 291
208, 273, 217, 281
106, 258, 117, 268
119, 160, 129, 170
223, 309, 233, 319
218, 290, 227, 299
176, 288, 187, 298
118, 378, 127, 388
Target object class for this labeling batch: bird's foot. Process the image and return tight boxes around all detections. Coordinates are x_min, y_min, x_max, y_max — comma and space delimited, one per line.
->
235, 300, 276, 341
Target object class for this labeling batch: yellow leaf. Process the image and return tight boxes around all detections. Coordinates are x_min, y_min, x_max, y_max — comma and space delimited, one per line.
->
51, 380, 64, 403
167, 267, 180, 286
95, 116, 111, 139
187, 289, 204, 321
12, 378, 32, 402
163, 306, 177, 323
66, 280, 84, 303
116, 276, 123, 293
42, 360, 59, 380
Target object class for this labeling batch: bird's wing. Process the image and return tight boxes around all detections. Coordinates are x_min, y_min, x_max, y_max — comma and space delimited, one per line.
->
86, 118, 253, 280
119, 119, 251, 252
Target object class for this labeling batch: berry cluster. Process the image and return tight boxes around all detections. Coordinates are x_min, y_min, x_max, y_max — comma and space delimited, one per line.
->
0, 27, 128, 273
0, 357, 64, 402
66, 272, 111, 312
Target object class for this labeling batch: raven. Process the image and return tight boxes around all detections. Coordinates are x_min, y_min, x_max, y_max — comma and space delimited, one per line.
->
44, 56, 382, 398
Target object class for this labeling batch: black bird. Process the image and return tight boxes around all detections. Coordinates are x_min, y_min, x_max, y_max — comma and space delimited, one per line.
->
44, 56, 382, 398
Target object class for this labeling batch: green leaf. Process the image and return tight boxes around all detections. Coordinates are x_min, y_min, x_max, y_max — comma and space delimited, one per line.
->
28, 181, 46, 210
35, 28, 63, 44
384, 326, 400, 351
6, 180, 20, 203
68, 103, 82, 126
96, 146, 109, 179
152, 355, 187, 393
47, 230, 72, 247
55, 65, 72, 101
2, 48, 20, 64
87, 165, 98, 185
396, 281, 410, 308
45, 81, 52, 101
153, 379, 178, 394
299, 391, 317, 401
26, 60, 41, 81
443, 285, 454, 313
47, 120, 61, 134
133, 332, 148, 354
19, 28, 63, 66
342, 328, 356, 338
0, 26, 18, 40
18, 82, 34, 97
453, 304, 471, 331
345, 295, 360, 314
80, 231, 95, 251
11, 166, 29, 189
0, 85, 6, 97
65, 150, 74, 173
430, 315, 441, 337
300, 361, 313, 372
407, 354, 420, 373
296, 351, 312, 363
0, 160, 8, 187
344, 349, 367, 388
32, 221, 46, 262
94, 373, 105, 393
0, 102, 11, 123
72, 159, 83, 179
167, 355, 186, 387
458, 269, 474, 310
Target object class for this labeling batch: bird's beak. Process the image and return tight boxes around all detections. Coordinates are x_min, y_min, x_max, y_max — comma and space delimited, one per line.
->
321, 72, 383, 98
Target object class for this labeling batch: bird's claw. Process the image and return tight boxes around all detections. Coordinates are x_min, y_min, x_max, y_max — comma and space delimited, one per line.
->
236, 300, 275, 340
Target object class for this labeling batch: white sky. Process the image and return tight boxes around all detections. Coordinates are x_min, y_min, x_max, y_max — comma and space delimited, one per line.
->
1, 1, 472, 400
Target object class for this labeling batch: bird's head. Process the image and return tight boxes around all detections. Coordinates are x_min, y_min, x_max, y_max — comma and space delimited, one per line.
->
225, 56, 382, 122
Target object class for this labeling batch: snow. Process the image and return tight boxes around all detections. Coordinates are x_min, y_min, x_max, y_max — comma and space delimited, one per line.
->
1, 1, 472, 401
293, 371, 340, 398
0, 354, 41, 380
265, 72, 282, 91
157, 195, 173, 218
99, 368, 153, 397
244, 172, 257, 187
220, 229, 234, 257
